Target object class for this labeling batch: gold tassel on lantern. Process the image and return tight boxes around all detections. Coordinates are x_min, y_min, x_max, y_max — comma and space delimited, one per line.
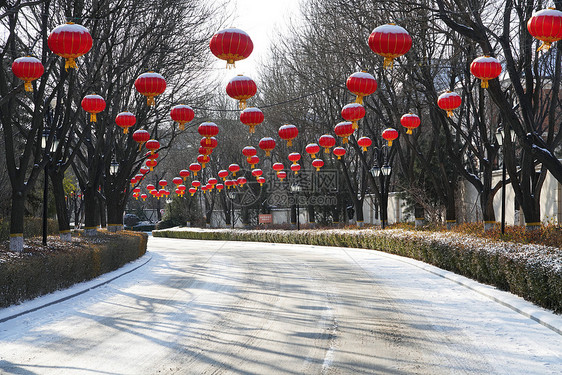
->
90, 113, 97, 122
24, 81, 33, 92
65, 57, 77, 71
147, 96, 155, 106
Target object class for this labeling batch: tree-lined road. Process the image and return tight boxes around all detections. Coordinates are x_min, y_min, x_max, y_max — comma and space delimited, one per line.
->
0, 237, 560, 374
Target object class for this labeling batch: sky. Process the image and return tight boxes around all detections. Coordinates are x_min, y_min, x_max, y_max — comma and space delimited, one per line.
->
214, 0, 302, 78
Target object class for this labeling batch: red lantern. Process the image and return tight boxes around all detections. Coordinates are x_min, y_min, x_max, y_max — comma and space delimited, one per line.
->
81, 94, 106, 123
11, 56, 44, 92
334, 121, 355, 144
197, 154, 210, 168
150, 190, 158, 198
133, 192, 140, 200
242, 146, 257, 158
400, 113, 421, 135
201, 136, 218, 149
341, 103, 365, 129
305, 143, 320, 159
527, 8, 562, 51
438, 91, 462, 117
145, 151, 159, 160
189, 162, 202, 176
189, 187, 197, 196
145, 139, 160, 154
170, 104, 195, 131
318, 135, 336, 153
208, 178, 218, 186
240, 107, 264, 133
209, 28, 253, 68
333, 146, 346, 160
272, 162, 284, 174
357, 136, 372, 152
198, 122, 219, 140
146, 184, 156, 191
288, 152, 301, 165
312, 159, 324, 172
191, 180, 201, 188
146, 159, 157, 171
277, 171, 287, 181
290, 163, 301, 175
47, 22, 92, 70
225, 179, 235, 189
229, 163, 241, 176
247, 155, 260, 168
368, 23, 412, 69
382, 128, 399, 147
216, 183, 224, 191
258, 137, 276, 157
130, 177, 138, 187
237, 176, 247, 186
199, 146, 213, 156
132, 130, 150, 151
179, 169, 190, 181
218, 169, 229, 181
278, 124, 299, 146
172, 177, 183, 185
251, 169, 263, 179
115, 111, 136, 134
134, 72, 166, 106
140, 193, 148, 201
257, 176, 266, 186
139, 166, 150, 175
346, 71, 377, 104
135, 173, 144, 182
470, 56, 502, 89
226, 75, 257, 109
159, 180, 167, 188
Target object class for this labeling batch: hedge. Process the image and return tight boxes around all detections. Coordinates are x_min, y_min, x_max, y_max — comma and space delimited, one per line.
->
153, 228, 562, 313
0, 230, 148, 308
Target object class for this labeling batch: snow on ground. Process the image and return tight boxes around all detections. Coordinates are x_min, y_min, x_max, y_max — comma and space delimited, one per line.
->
0, 236, 560, 374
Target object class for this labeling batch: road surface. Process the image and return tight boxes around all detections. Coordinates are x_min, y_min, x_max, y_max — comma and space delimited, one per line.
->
0, 237, 560, 374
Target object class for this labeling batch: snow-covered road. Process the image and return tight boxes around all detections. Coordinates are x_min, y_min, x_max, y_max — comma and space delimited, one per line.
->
0, 237, 561, 374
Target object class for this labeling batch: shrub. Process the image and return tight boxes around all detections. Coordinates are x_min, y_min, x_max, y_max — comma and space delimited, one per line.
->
0, 230, 147, 308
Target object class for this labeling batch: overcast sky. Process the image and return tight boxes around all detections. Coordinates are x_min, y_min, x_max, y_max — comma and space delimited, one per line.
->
213, 0, 302, 79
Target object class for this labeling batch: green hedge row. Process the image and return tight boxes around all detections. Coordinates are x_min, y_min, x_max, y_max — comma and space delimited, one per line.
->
153, 228, 562, 313
0, 231, 148, 308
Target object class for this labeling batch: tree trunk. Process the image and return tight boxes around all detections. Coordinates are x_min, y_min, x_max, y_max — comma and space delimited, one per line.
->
481, 189, 496, 231
355, 198, 364, 227
83, 187, 99, 235
414, 204, 425, 227
106, 190, 126, 232
445, 185, 457, 229
49, 171, 71, 241
9, 191, 25, 252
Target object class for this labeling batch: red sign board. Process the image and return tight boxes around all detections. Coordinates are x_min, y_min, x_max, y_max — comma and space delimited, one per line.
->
259, 214, 273, 224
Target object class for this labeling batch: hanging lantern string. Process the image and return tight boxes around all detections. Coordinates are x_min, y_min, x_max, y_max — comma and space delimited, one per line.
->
191, 83, 342, 112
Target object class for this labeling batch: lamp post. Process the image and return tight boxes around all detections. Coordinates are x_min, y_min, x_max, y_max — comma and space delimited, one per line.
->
495, 126, 516, 235
41, 129, 58, 245
109, 159, 119, 176
291, 182, 301, 230
370, 146, 392, 229
227, 191, 235, 229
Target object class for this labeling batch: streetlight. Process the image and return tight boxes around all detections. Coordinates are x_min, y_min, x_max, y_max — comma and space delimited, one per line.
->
41, 129, 58, 245
290, 182, 301, 230
495, 126, 516, 235
370, 147, 392, 229
109, 159, 119, 176
227, 191, 235, 229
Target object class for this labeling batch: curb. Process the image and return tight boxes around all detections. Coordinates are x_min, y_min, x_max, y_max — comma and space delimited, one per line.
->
0, 254, 152, 324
